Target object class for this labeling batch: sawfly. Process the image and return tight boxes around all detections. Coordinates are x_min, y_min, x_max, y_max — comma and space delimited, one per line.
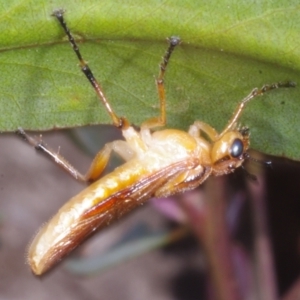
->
17, 9, 295, 275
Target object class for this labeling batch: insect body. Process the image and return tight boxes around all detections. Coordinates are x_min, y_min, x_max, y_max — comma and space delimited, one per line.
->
18, 9, 294, 275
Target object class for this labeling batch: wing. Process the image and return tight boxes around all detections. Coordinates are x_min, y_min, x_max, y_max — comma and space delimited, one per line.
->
28, 158, 200, 275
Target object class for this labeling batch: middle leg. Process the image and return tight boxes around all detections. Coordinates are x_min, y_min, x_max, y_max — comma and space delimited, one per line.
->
141, 36, 181, 129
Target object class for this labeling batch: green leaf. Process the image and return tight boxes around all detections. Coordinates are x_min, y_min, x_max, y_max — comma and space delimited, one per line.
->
1, 0, 300, 160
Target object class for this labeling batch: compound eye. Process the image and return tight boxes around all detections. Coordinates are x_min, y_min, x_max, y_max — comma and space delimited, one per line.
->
230, 138, 244, 158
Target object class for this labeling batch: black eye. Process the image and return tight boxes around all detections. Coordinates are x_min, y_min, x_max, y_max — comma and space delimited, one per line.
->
230, 139, 244, 158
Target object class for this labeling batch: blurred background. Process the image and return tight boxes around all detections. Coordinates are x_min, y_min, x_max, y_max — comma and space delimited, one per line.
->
0, 127, 299, 300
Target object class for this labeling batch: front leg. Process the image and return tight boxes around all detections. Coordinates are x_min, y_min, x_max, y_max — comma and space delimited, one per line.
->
155, 163, 212, 197
188, 121, 219, 142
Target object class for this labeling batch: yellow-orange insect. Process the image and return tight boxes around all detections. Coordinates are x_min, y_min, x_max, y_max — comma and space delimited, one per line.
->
17, 9, 294, 275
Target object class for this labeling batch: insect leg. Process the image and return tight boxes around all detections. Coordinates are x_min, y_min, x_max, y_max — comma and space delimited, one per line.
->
84, 140, 135, 182
51, 9, 128, 129
155, 164, 211, 197
16, 128, 133, 182
141, 36, 181, 129
220, 81, 296, 137
16, 128, 86, 182
188, 121, 219, 141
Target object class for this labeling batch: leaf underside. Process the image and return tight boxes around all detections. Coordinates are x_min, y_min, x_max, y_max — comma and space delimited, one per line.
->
0, 0, 300, 160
